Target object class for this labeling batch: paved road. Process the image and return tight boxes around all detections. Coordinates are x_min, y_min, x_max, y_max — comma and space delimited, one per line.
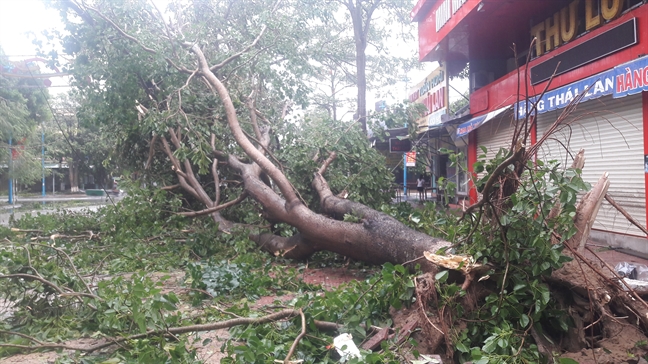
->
0, 205, 107, 226
0, 194, 124, 226
0, 195, 115, 203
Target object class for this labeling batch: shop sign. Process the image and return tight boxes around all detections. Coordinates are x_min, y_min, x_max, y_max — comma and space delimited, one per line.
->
406, 152, 417, 167
409, 68, 445, 102
427, 108, 447, 127
422, 87, 445, 114
517, 55, 648, 119
614, 56, 648, 97
389, 138, 412, 153
516, 70, 615, 118
409, 65, 448, 124
531, 0, 625, 57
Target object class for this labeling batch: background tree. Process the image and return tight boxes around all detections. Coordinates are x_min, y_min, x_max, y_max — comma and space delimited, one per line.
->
336, 0, 417, 132
44, 93, 111, 192
0, 46, 51, 190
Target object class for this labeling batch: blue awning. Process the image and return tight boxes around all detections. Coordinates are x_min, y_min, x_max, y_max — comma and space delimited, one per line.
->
455, 105, 512, 138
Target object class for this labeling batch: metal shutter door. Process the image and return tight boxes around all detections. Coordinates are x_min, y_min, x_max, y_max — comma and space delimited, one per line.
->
536, 94, 645, 237
476, 112, 517, 179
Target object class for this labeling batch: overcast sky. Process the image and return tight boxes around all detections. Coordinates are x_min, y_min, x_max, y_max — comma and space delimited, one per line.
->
0, 0, 72, 93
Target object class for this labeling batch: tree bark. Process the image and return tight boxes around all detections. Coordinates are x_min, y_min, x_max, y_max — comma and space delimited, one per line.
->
345, 0, 380, 135
234, 156, 451, 265
568, 172, 609, 252
69, 163, 79, 193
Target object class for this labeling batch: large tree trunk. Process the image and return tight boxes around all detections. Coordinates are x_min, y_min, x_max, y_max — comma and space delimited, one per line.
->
355, 39, 367, 134
346, 0, 379, 135
234, 157, 451, 265
184, 45, 452, 266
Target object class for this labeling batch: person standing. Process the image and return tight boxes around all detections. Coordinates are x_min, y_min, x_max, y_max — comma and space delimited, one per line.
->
417, 175, 425, 201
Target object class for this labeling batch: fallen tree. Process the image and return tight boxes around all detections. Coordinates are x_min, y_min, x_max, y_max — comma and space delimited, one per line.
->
54, 0, 451, 266
31, 1, 648, 362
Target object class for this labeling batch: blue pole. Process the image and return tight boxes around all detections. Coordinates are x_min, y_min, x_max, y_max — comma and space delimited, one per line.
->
403, 122, 408, 199
41, 128, 45, 196
8, 135, 12, 204
403, 153, 407, 199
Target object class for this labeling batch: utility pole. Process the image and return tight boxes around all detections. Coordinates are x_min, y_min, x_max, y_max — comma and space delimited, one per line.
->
8, 135, 13, 204
403, 152, 407, 199
403, 122, 408, 200
41, 125, 45, 196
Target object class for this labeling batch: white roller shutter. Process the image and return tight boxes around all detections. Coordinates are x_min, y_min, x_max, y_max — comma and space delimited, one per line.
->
476, 111, 517, 176
536, 94, 646, 237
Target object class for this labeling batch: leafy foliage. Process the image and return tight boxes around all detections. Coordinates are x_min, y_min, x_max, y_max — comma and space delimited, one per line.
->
275, 115, 395, 209
434, 147, 589, 363
1, 188, 421, 363
0, 46, 52, 187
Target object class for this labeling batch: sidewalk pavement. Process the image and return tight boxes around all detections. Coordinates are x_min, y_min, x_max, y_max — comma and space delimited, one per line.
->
0, 195, 106, 203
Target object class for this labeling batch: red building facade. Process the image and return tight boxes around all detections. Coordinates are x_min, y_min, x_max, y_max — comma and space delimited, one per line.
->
412, 0, 648, 240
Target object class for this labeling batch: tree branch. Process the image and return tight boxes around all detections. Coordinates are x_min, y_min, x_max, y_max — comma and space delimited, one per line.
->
211, 159, 221, 205
168, 128, 214, 206
84, 5, 191, 74
160, 137, 201, 200
178, 192, 248, 217
145, 135, 158, 170
284, 309, 306, 364
463, 146, 525, 216
28, 242, 98, 300
191, 44, 301, 206
605, 194, 648, 236
210, 24, 268, 71
318, 152, 337, 175
247, 90, 264, 146
0, 309, 300, 353
363, 0, 382, 39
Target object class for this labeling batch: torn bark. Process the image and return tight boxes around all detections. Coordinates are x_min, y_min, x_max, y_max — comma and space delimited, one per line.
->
568, 172, 610, 252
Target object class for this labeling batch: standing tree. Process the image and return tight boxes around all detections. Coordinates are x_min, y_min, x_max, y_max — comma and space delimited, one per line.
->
0, 47, 52, 190
299, 0, 417, 129
336, 0, 416, 133
46, 93, 110, 192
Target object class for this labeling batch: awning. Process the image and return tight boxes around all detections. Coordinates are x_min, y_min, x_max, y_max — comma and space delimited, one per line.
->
455, 105, 512, 138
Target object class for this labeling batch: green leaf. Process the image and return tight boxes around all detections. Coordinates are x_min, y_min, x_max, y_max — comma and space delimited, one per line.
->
434, 270, 449, 283
482, 337, 498, 353
519, 314, 530, 328
558, 358, 580, 364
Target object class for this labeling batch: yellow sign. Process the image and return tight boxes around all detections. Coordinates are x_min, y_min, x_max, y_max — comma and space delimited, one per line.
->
409, 65, 449, 131
531, 0, 625, 57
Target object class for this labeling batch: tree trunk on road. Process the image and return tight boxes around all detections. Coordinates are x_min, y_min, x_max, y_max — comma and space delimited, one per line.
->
189, 45, 450, 266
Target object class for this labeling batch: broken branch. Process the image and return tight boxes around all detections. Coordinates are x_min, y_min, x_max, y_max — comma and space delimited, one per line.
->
284, 309, 306, 364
